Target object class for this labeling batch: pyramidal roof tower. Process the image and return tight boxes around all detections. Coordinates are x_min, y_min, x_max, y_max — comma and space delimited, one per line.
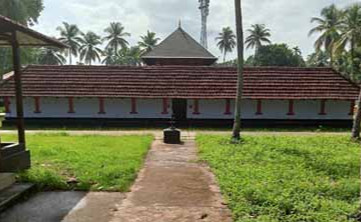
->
141, 26, 217, 66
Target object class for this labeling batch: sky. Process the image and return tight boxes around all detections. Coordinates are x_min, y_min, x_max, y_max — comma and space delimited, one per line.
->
33, 0, 358, 62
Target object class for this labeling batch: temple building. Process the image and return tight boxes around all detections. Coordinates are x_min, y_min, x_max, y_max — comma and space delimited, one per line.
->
0, 27, 359, 126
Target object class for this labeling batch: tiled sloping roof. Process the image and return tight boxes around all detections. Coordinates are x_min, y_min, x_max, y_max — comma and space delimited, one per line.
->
0, 15, 66, 48
141, 27, 216, 59
0, 65, 359, 100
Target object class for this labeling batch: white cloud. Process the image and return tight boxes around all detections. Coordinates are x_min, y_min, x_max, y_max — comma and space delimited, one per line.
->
33, 0, 359, 63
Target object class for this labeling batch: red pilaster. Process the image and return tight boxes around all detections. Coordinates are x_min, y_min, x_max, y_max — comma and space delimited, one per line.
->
34, 97, 41, 113
256, 99, 263, 115
349, 100, 356, 116
287, 100, 295, 115
68, 97, 75, 113
162, 98, 169, 114
319, 100, 327, 115
193, 99, 200, 115
98, 97, 105, 114
224, 99, 232, 115
4, 96, 10, 113
130, 98, 138, 114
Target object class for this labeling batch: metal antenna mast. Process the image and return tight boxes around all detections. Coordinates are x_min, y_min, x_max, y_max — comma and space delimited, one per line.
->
199, 0, 210, 49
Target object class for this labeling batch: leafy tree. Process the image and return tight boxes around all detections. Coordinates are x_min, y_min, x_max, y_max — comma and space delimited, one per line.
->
245, 24, 271, 58
102, 46, 141, 66
247, 44, 305, 67
306, 51, 330, 67
37, 47, 66, 65
309, 4, 343, 65
79, 32, 103, 65
115, 46, 141, 66
57, 22, 82, 65
215, 27, 236, 62
104, 22, 130, 53
138, 31, 160, 53
0, 0, 44, 75
0, 0, 44, 25
232, 0, 244, 142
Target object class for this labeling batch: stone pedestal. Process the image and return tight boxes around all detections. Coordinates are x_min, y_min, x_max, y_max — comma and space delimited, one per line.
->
163, 128, 181, 144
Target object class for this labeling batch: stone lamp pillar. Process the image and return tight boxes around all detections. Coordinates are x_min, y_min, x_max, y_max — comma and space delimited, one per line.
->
163, 115, 181, 144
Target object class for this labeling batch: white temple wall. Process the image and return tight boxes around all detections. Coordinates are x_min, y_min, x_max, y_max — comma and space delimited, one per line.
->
5, 97, 353, 120
6, 97, 172, 119
187, 99, 353, 120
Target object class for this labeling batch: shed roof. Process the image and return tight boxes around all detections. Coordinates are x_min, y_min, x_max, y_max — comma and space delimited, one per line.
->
0, 65, 358, 100
0, 15, 66, 48
141, 27, 216, 60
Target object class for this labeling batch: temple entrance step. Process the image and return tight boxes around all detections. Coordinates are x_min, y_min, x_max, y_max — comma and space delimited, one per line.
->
0, 183, 34, 213
0, 174, 15, 192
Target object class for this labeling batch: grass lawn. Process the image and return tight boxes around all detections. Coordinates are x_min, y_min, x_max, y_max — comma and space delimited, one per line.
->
2, 133, 153, 192
197, 135, 360, 222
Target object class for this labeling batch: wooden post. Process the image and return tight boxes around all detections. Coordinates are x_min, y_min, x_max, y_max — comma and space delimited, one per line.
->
287, 100, 295, 116
11, 32, 26, 146
256, 99, 263, 115
224, 99, 232, 115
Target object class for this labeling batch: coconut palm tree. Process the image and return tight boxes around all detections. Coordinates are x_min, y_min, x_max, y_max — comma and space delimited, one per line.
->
341, 4, 361, 139
37, 47, 66, 65
293, 47, 302, 56
57, 22, 82, 65
79, 32, 103, 65
336, 3, 361, 70
309, 4, 343, 65
215, 27, 237, 62
232, 0, 244, 142
104, 22, 130, 53
102, 48, 117, 65
245, 24, 271, 56
138, 31, 160, 53
306, 51, 329, 67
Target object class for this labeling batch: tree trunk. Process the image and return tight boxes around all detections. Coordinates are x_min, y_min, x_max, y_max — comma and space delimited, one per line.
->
223, 51, 227, 63
231, 0, 244, 141
329, 46, 334, 67
351, 37, 355, 74
69, 51, 72, 65
352, 89, 361, 139
254, 46, 258, 66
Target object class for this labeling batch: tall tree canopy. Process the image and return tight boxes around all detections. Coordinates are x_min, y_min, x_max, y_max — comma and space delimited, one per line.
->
245, 24, 271, 56
0, 0, 44, 75
104, 22, 130, 53
309, 4, 343, 65
215, 27, 236, 62
246, 44, 305, 67
138, 31, 160, 53
57, 22, 82, 65
0, 0, 44, 25
79, 32, 103, 65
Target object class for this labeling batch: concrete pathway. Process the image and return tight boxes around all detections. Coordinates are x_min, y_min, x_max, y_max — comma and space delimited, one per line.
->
0, 192, 124, 222
110, 137, 233, 222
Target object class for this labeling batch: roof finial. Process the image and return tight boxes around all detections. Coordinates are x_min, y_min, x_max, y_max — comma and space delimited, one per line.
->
178, 19, 182, 28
